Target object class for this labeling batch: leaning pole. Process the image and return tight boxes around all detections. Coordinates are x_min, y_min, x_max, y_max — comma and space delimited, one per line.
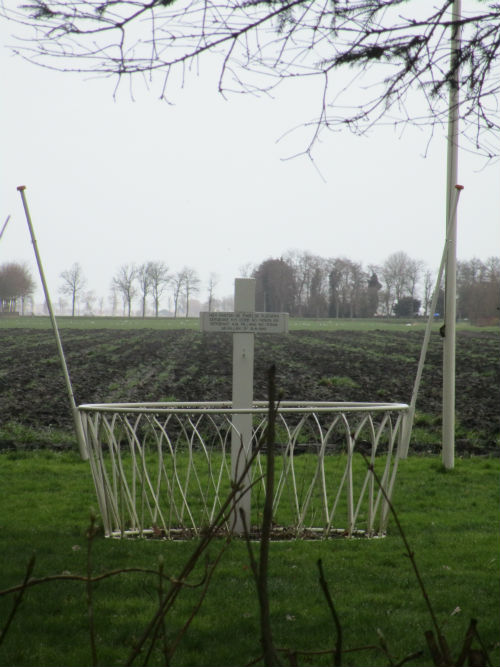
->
442, 0, 462, 470
17, 186, 88, 461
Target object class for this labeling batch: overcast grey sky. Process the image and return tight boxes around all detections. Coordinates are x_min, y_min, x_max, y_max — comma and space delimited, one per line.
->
1, 12, 499, 312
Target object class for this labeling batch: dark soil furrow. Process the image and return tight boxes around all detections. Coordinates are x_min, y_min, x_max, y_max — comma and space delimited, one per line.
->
1, 327, 498, 451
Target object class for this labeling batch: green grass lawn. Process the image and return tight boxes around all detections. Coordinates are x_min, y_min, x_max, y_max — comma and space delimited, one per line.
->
0, 315, 496, 333
0, 450, 498, 666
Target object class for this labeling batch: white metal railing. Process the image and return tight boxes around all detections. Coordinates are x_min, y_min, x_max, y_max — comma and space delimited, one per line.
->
78, 401, 410, 539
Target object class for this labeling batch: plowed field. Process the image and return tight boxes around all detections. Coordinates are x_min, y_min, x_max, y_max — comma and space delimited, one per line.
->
1, 327, 498, 453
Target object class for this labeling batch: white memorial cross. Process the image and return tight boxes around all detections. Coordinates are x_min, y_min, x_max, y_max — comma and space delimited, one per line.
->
200, 278, 289, 533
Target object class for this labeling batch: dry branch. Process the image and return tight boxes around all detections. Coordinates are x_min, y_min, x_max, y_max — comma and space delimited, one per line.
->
2, 0, 500, 156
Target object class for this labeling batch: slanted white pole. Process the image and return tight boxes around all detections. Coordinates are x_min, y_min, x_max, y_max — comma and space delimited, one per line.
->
231, 278, 255, 534
17, 186, 88, 461
443, 0, 462, 470
0, 215, 11, 241
400, 185, 463, 458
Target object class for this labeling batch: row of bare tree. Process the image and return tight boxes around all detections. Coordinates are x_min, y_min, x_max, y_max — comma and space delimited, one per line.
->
456, 257, 500, 323
59, 262, 215, 318
251, 251, 500, 321
1, 252, 498, 321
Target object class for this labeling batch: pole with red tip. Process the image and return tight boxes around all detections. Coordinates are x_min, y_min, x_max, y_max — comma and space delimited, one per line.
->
17, 186, 88, 460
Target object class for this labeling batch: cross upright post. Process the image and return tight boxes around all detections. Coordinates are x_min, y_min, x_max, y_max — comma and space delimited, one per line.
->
200, 278, 289, 534
230, 278, 255, 533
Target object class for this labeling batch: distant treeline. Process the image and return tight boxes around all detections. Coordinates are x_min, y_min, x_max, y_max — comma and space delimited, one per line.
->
251, 251, 500, 322
0, 262, 35, 314
1, 251, 499, 322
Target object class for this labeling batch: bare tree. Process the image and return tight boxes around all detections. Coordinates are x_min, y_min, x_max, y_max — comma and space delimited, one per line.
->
112, 264, 137, 317
238, 263, 255, 279
218, 294, 234, 313
284, 250, 321, 317
136, 262, 152, 317
83, 290, 96, 315
0, 262, 35, 314
148, 261, 170, 317
307, 264, 329, 318
254, 258, 296, 313
457, 256, 500, 322
108, 286, 119, 316
381, 251, 423, 315
218, 295, 234, 312
207, 273, 218, 312
59, 262, 86, 316
183, 267, 201, 317
57, 296, 68, 314
407, 258, 425, 300
171, 270, 186, 318
4, 1, 500, 156
422, 269, 435, 318
484, 256, 500, 282
328, 257, 369, 318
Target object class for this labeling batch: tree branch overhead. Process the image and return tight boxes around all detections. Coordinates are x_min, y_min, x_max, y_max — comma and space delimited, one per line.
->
4, 0, 499, 155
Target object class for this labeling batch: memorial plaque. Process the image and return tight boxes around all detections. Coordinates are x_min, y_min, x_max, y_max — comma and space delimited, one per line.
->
200, 311, 288, 334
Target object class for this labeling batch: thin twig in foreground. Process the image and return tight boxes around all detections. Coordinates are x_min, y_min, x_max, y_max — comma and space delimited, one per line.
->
166, 541, 232, 662
157, 557, 169, 667
317, 558, 342, 667
86, 513, 98, 667
0, 553, 35, 647
362, 456, 443, 643
125, 429, 266, 666
0, 567, 178, 597
259, 364, 281, 667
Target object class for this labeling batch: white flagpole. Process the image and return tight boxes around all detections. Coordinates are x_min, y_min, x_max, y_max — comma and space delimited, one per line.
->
442, 0, 462, 470
400, 185, 463, 458
17, 186, 88, 461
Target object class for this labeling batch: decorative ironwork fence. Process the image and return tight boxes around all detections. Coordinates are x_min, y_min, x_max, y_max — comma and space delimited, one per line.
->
78, 401, 409, 539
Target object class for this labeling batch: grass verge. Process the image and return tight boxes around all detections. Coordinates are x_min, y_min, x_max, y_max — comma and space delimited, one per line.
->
0, 315, 497, 333
0, 450, 498, 666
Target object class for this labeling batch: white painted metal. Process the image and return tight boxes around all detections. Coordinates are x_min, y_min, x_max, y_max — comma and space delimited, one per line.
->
443, 0, 462, 470
17, 186, 88, 461
230, 278, 256, 533
400, 185, 463, 458
200, 278, 290, 534
78, 401, 409, 539
0, 215, 11, 241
